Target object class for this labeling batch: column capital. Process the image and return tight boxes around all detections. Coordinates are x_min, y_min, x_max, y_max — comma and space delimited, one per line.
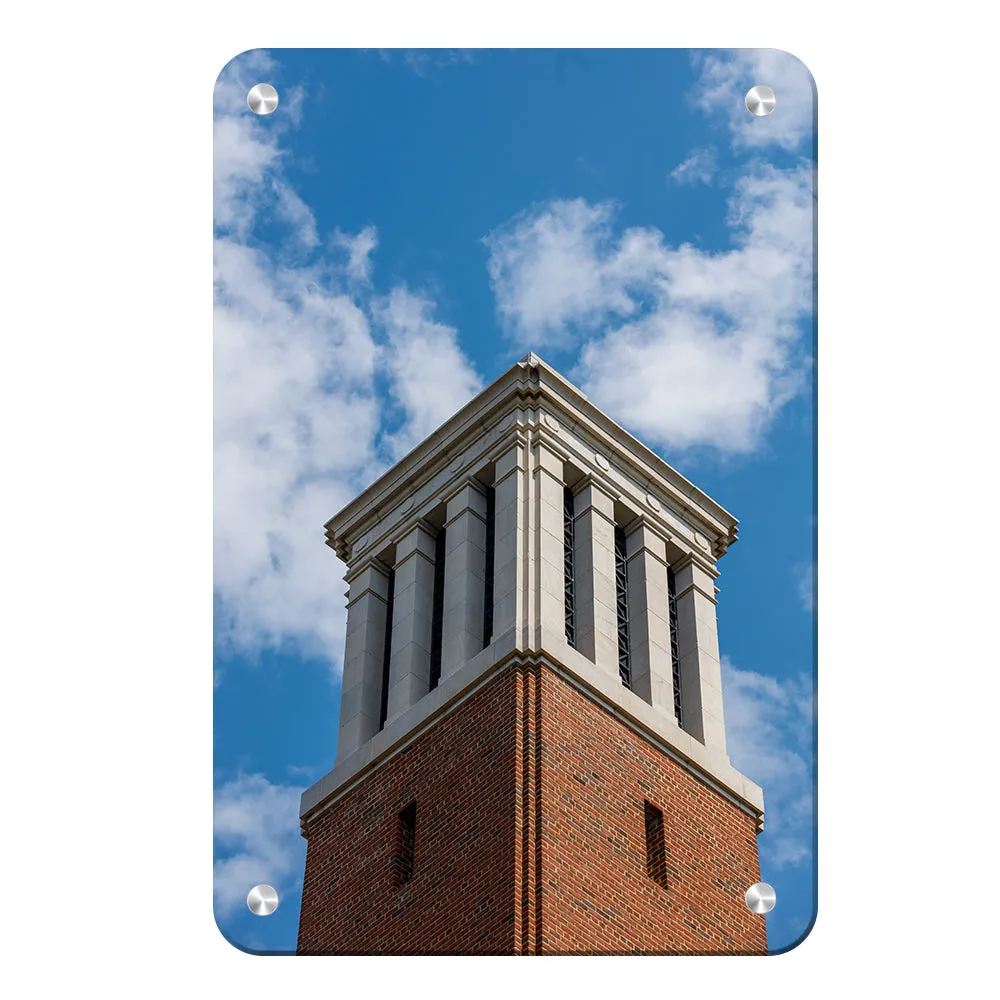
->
670, 547, 719, 573
395, 520, 438, 566
532, 435, 566, 482
625, 516, 671, 563
344, 555, 393, 591
444, 480, 488, 522
671, 554, 719, 604
573, 476, 617, 520
493, 439, 527, 486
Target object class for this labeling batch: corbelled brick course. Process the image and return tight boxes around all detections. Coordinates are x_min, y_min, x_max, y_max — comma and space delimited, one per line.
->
297, 661, 765, 955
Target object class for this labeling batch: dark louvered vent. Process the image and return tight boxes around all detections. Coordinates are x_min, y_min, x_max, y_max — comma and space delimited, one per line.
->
564, 485, 576, 647
428, 528, 446, 691
667, 566, 683, 728
614, 526, 631, 689
482, 486, 495, 648
378, 568, 396, 731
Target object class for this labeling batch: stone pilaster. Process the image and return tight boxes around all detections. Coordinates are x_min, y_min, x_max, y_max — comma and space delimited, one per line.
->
385, 522, 437, 725
625, 520, 676, 718
672, 555, 726, 754
337, 559, 391, 761
440, 483, 488, 680
491, 441, 527, 647
573, 480, 619, 677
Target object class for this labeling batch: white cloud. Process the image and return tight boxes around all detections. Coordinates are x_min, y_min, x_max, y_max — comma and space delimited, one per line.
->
213, 113, 280, 240
375, 288, 485, 460
214, 54, 482, 669
274, 183, 319, 250
670, 147, 716, 185
721, 657, 814, 871
484, 162, 814, 453
214, 774, 306, 918
692, 49, 816, 153
484, 199, 657, 349
333, 225, 378, 284
213, 238, 382, 661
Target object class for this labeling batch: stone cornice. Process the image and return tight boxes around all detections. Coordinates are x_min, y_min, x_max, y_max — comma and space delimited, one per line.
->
325, 354, 739, 565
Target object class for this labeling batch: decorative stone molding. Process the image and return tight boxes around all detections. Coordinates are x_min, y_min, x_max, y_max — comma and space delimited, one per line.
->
301, 646, 764, 834
324, 354, 738, 565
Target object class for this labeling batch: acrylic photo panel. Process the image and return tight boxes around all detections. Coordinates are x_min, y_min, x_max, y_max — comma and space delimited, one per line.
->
213, 48, 817, 955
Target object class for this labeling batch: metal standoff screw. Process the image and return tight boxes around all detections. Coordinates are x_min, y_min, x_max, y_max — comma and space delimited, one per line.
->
247, 884, 279, 915
745, 85, 777, 117
247, 83, 279, 116
745, 881, 776, 914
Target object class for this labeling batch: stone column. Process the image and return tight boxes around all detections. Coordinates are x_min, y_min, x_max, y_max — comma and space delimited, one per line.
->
440, 482, 488, 680
573, 480, 619, 677
532, 440, 566, 651
492, 441, 526, 646
625, 520, 676, 717
384, 522, 436, 725
672, 555, 727, 754
337, 559, 392, 761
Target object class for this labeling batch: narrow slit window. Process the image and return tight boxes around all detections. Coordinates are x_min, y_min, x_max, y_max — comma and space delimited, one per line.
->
482, 485, 495, 648
667, 566, 683, 729
394, 802, 416, 886
614, 526, 631, 689
564, 485, 576, 648
428, 528, 446, 691
644, 800, 668, 889
378, 568, 396, 732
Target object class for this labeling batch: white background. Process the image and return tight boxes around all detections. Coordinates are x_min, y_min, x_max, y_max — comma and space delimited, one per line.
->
1, 1, 995, 993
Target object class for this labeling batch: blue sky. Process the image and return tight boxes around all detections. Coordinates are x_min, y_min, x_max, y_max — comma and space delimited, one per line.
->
214, 47, 816, 954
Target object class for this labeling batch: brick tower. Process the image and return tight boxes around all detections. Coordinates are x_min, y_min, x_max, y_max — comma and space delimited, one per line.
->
297, 354, 766, 955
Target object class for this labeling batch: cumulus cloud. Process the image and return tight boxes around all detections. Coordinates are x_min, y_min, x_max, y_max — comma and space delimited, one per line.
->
214, 53, 481, 667
484, 161, 814, 452
692, 49, 816, 153
722, 657, 814, 870
374, 288, 485, 460
214, 239, 382, 660
670, 147, 717, 185
484, 199, 658, 349
214, 774, 306, 918
483, 48, 816, 455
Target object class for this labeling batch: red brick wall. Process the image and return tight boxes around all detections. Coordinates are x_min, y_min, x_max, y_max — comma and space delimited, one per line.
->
297, 671, 519, 955
297, 661, 765, 955
536, 664, 767, 954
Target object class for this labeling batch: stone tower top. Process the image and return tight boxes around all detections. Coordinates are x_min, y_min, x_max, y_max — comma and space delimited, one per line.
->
301, 353, 762, 835
325, 352, 739, 564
